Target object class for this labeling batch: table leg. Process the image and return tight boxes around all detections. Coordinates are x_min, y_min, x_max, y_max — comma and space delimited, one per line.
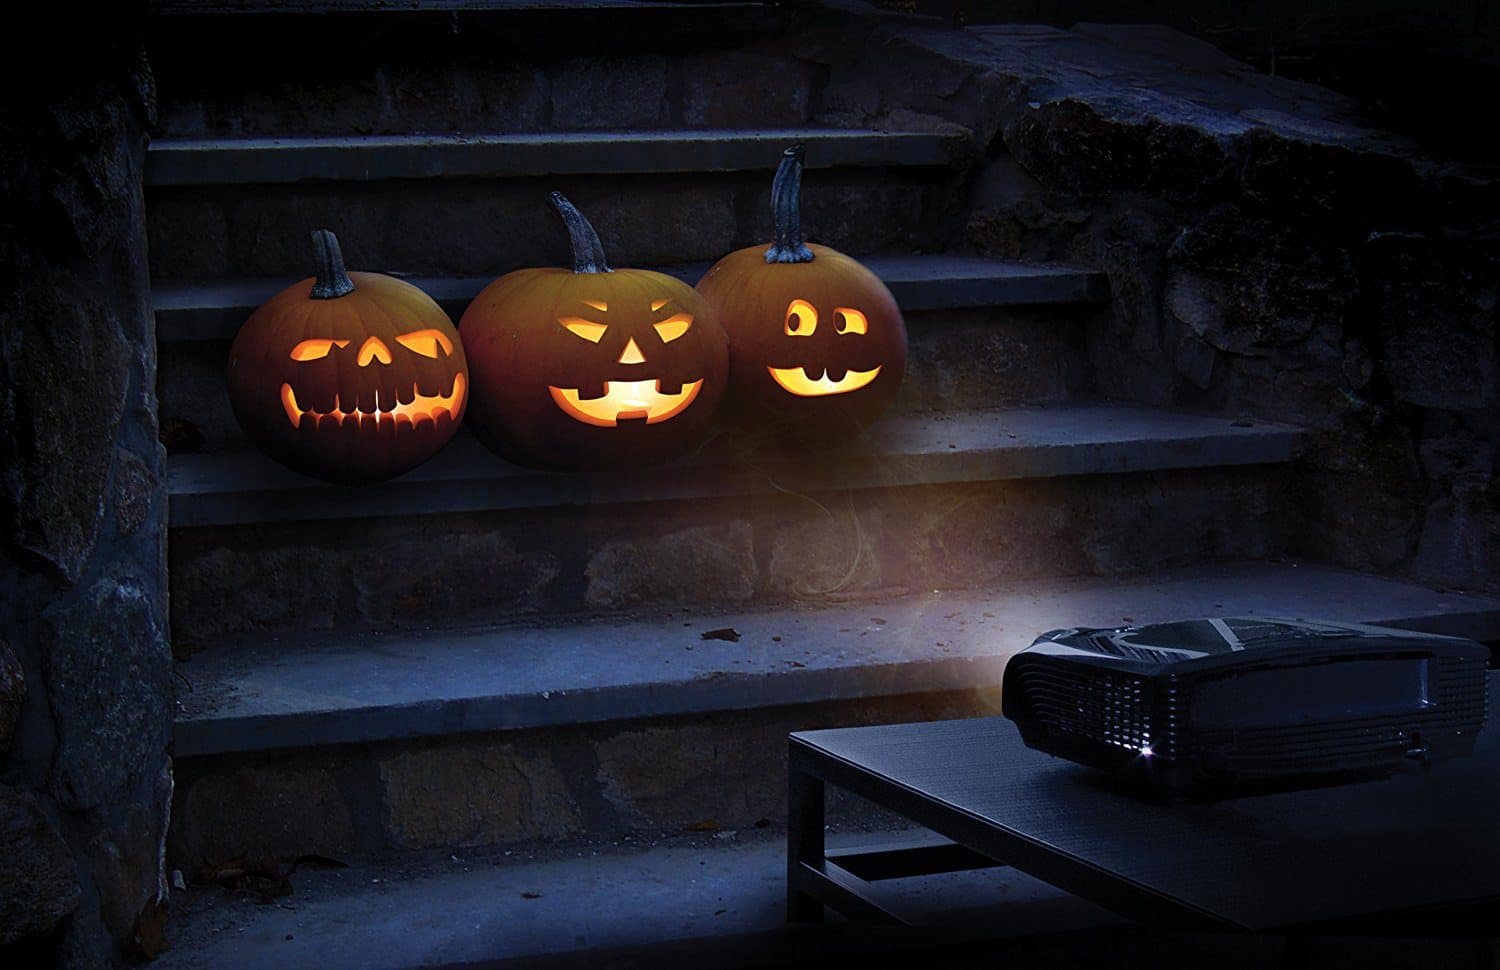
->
787, 765, 825, 923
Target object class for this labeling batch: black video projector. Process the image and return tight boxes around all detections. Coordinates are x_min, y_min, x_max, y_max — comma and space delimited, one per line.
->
1002, 616, 1489, 797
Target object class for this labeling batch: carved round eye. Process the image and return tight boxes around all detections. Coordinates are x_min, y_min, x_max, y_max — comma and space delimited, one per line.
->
395, 329, 454, 359
833, 308, 868, 335
558, 317, 608, 343
653, 313, 693, 343
784, 299, 817, 337
289, 339, 350, 361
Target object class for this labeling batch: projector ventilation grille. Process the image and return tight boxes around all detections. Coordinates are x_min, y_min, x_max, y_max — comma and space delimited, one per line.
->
1013, 664, 1154, 754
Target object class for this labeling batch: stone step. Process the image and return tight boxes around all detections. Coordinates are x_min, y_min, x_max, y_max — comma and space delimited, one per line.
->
167, 562, 1500, 870
165, 405, 1303, 642
168, 404, 1298, 528
145, 1, 829, 140
144, 128, 961, 188
153, 256, 1107, 343
152, 828, 1123, 970
146, 154, 968, 280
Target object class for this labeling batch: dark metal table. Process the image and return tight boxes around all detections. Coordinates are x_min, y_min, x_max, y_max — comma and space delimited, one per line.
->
787, 675, 1500, 931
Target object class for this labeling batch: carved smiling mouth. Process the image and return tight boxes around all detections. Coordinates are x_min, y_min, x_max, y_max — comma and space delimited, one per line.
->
280, 374, 466, 430
767, 365, 881, 397
549, 378, 703, 427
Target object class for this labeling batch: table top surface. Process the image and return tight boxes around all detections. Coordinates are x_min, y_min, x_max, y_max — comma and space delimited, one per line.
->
791, 674, 1500, 931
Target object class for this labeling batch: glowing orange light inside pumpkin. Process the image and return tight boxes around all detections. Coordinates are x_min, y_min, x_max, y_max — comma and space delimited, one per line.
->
548, 378, 703, 427
279, 373, 466, 429
289, 338, 351, 361
766, 365, 882, 397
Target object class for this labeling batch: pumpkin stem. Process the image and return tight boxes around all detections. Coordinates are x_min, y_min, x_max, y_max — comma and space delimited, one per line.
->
309, 229, 356, 299
549, 191, 612, 274
765, 144, 815, 264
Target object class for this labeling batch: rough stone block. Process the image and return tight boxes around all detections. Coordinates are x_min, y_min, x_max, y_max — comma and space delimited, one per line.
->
594, 719, 786, 830
170, 763, 355, 873
550, 57, 670, 130
41, 573, 172, 811
1081, 471, 1274, 574
156, 342, 240, 452
0, 785, 81, 946
764, 500, 885, 598
891, 480, 1088, 590
0, 640, 22, 757
586, 520, 756, 609
1164, 205, 1355, 359
896, 309, 1082, 412
351, 525, 561, 628
144, 192, 228, 280
379, 742, 579, 850
1368, 235, 1498, 412
680, 52, 812, 128
170, 543, 341, 646
90, 793, 166, 939
1, 270, 131, 583
575, 182, 739, 270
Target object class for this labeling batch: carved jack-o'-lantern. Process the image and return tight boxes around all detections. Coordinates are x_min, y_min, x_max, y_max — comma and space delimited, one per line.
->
227, 230, 468, 483
697, 145, 907, 437
460, 192, 729, 471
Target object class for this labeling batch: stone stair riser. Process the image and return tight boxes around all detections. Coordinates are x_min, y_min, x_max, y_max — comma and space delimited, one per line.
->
145, 170, 966, 280
168, 466, 1286, 646
157, 306, 1092, 452
167, 690, 994, 873
150, 11, 805, 139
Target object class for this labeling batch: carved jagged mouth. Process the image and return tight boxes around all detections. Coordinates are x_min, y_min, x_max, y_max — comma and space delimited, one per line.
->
767, 365, 881, 397
548, 378, 703, 428
279, 374, 466, 430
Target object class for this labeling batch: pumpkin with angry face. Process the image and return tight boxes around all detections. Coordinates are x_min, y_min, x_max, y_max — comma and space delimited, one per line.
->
227, 230, 468, 483
460, 192, 729, 470
697, 145, 906, 437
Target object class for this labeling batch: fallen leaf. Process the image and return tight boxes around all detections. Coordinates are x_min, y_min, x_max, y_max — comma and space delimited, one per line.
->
683, 819, 722, 832
521, 891, 543, 900
131, 899, 169, 959
700, 628, 740, 643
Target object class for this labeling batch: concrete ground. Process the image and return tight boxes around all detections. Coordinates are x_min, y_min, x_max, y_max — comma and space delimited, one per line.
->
151, 822, 1497, 970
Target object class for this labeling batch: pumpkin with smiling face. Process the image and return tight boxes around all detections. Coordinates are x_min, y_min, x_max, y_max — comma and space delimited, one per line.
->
460, 192, 729, 471
227, 230, 468, 483
697, 145, 906, 437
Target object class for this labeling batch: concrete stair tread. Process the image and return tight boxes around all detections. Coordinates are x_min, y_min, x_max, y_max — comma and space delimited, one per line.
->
145, 127, 963, 187
154, 255, 1109, 343
166, 403, 1304, 528
173, 561, 1500, 757
152, 829, 1122, 970
154, 0, 768, 12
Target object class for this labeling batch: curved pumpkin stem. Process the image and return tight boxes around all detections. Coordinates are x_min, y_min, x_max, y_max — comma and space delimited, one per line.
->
765, 144, 815, 264
549, 191, 612, 274
309, 229, 356, 300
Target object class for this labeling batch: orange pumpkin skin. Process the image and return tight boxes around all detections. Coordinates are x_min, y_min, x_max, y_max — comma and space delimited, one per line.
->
696, 146, 906, 437
460, 195, 728, 471
697, 243, 905, 436
227, 232, 467, 484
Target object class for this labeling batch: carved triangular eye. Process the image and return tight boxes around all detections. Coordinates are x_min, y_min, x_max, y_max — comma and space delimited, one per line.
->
395, 329, 455, 358
289, 339, 350, 361
653, 313, 693, 343
559, 317, 608, 343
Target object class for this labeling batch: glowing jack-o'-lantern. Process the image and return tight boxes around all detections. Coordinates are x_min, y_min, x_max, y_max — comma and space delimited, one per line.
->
460, 192, 730, 470
697, 145, 906, 437
227, 230, 468, 483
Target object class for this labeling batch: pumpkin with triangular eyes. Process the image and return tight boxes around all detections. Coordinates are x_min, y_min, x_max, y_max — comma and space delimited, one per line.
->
460, 193, 729, 471
697, 145, 906, 437
227, 230, 468, 483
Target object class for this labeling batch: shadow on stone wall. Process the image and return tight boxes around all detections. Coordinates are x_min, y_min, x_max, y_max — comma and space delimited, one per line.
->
0, 7, 173, 965
799, 14, 1498, 591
